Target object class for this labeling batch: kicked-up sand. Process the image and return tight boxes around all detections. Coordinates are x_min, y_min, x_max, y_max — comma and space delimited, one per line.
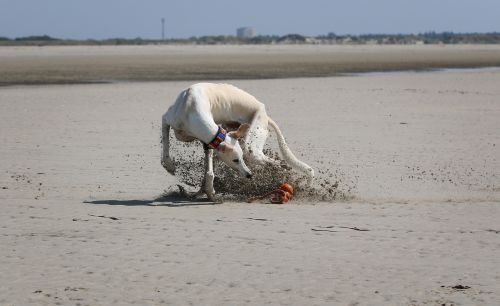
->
0, 46, 500, 305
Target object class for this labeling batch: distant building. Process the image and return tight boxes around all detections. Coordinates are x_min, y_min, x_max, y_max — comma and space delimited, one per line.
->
237, 27, 256, 38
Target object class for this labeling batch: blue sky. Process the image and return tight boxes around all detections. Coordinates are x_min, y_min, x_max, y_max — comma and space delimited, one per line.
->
1, 0, 499, 39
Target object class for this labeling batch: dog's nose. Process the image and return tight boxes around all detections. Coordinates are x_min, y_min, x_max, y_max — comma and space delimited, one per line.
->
246, 173, 253, 179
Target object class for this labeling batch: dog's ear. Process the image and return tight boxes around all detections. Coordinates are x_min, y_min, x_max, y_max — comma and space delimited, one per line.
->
217, 142, 233, 154
228, 123, 250, 140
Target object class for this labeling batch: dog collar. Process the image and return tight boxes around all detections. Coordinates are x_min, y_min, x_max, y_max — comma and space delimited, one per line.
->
207, 126, 227, 149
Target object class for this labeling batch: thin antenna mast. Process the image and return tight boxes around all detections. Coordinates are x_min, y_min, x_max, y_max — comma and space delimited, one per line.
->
161, 18, 165, 41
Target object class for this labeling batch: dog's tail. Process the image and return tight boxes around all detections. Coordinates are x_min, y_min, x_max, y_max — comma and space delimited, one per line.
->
267, 116, 314, 185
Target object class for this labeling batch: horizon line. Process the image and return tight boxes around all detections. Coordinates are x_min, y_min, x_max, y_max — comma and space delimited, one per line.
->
2, 31, 500, 41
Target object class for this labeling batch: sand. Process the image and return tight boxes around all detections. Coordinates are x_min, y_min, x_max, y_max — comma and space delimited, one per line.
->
1, 47, 500, 305
2, 44, 500, 85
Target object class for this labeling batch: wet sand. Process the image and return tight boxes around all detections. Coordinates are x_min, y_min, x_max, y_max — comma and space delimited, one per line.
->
2, 44, 500, 85
1, 51, 500, 305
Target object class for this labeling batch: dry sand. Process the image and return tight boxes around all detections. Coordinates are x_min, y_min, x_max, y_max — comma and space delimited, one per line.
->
1, 47, 500, 305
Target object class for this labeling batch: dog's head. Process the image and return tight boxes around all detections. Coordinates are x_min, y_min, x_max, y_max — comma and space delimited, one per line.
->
215, 123, 253, 179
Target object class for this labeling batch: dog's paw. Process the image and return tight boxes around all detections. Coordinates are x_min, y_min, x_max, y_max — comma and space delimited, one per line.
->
305, 167, 315, 186
161, 158, 176, 175
207, 194, 222, 203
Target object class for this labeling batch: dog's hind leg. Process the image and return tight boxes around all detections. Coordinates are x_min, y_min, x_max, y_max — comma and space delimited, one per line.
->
245, 110, 278, 165
161, 117, 176, 174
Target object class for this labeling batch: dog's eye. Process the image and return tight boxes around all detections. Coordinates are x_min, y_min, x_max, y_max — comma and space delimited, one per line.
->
232, 159, 239, 163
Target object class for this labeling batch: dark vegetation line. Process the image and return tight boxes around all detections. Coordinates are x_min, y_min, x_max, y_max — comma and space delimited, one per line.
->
1, 32, 500, 46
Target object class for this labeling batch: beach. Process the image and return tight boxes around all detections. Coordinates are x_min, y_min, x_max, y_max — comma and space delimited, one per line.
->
1, 45, 500, 305
2, 44, 500, 85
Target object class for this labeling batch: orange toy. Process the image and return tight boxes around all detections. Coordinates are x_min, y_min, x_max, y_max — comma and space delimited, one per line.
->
247, 183, 294, 204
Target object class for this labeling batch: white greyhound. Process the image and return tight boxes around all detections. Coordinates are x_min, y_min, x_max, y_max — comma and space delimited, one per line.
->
161, 83, 314, 200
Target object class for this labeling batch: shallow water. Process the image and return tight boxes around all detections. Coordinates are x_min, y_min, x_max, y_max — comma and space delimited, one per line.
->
351, 66, 500, 77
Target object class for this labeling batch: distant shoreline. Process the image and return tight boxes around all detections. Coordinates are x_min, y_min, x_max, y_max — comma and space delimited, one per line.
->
2, 44, 500, 86
2, 31, 500, 46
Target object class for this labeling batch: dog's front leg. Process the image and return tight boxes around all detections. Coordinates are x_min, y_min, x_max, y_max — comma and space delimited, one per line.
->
178, 148, 216, 201
204, 148, 216, 201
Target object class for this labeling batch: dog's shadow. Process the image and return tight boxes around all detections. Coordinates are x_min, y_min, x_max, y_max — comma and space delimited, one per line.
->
84, 192, 220, 207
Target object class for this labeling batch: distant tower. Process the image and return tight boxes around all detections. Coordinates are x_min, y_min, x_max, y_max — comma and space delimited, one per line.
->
161, 18, 165, 40
237, 27, 256, 38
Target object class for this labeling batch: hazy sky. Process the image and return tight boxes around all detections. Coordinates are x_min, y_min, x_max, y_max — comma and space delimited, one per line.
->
1, 0, 499, 39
